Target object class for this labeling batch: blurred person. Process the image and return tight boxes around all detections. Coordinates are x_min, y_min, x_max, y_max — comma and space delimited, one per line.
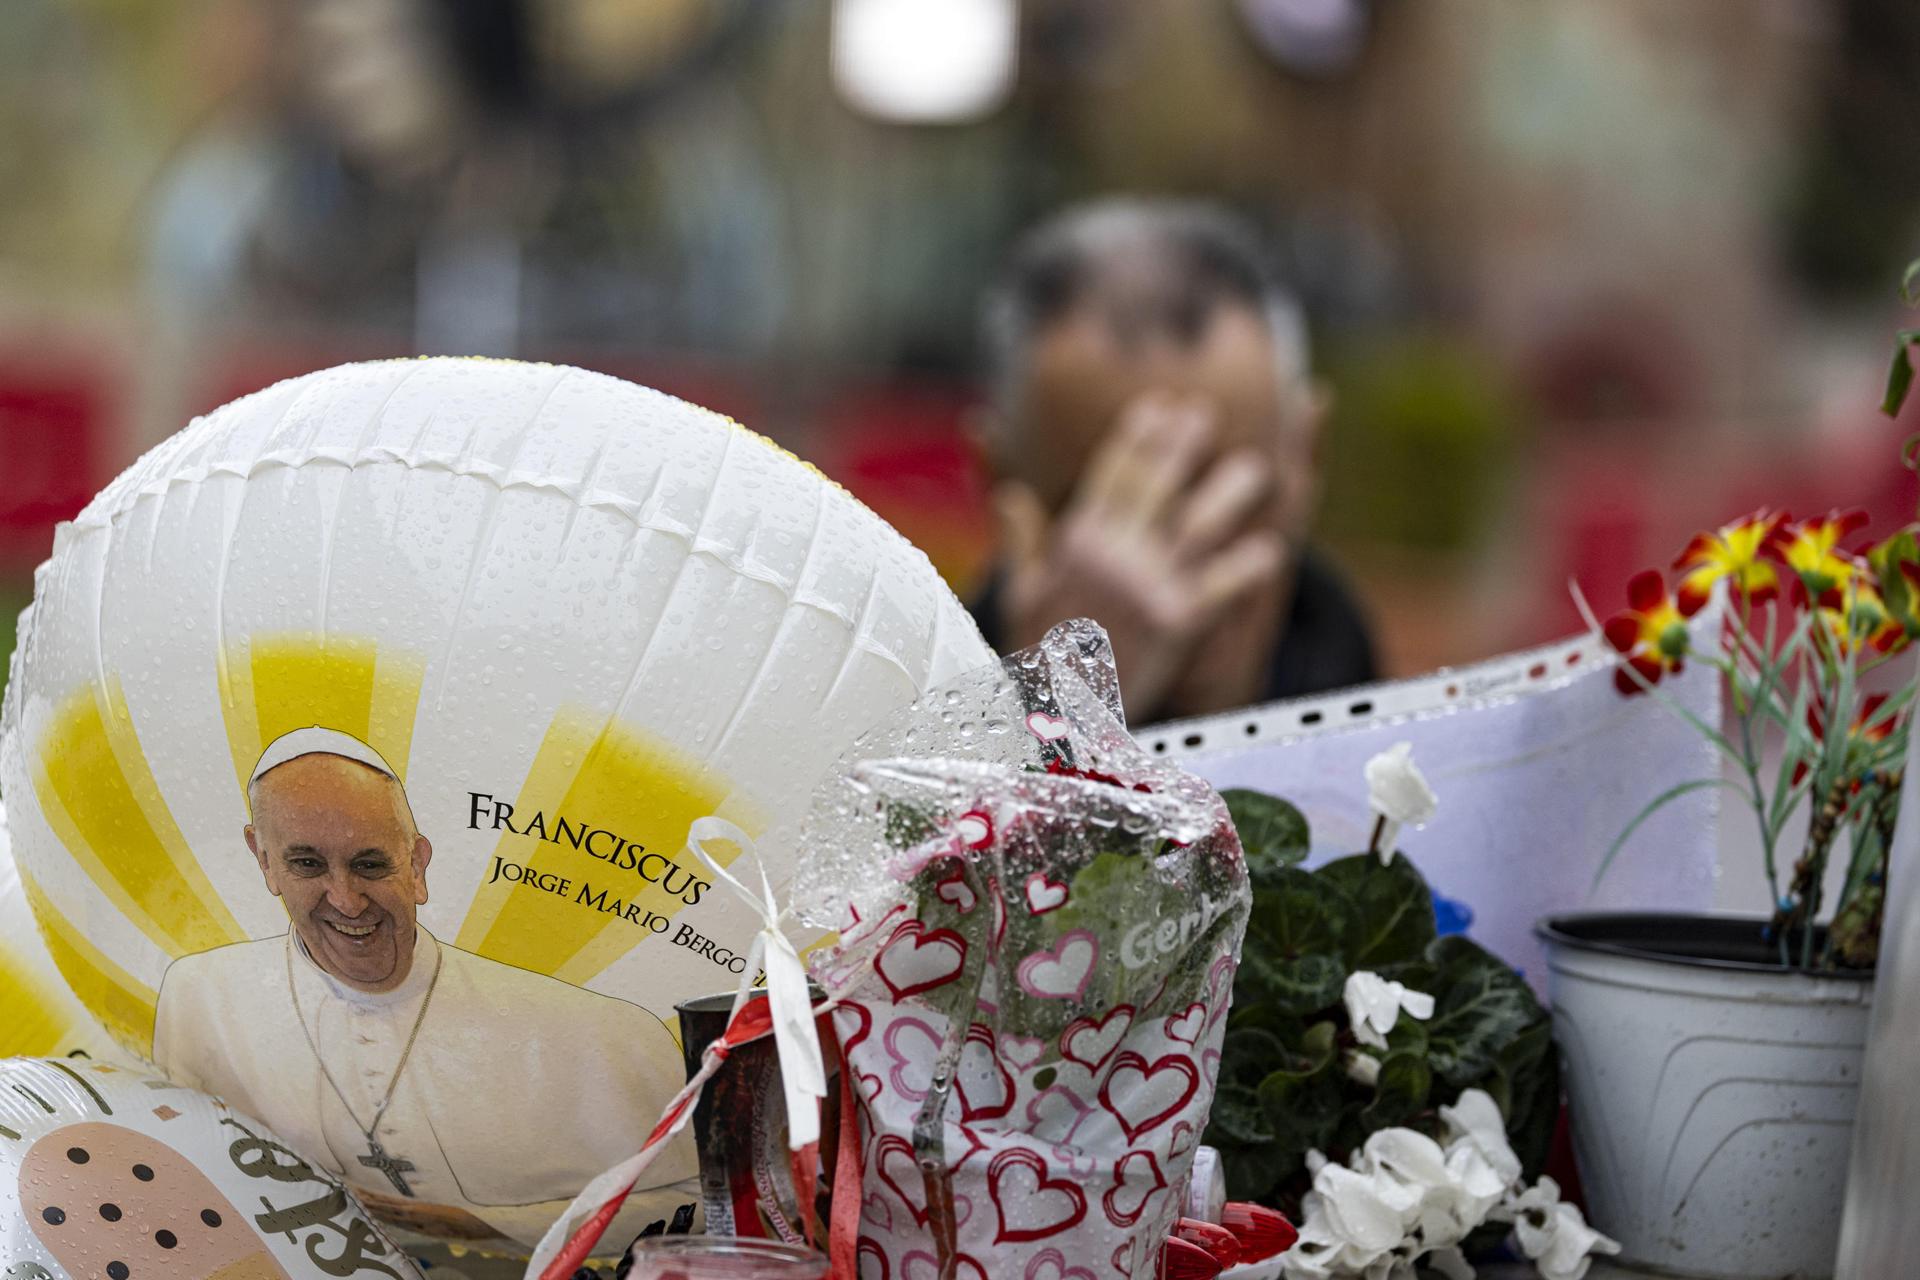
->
971, 198, 1376, 723
142, 0, 782, 370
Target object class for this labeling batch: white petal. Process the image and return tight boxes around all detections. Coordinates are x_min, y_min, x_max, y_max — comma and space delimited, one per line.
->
1364, 1128, 1451, 1189
1441, 1088, 1523, 1185
1345, 1049, 1383, 1086
1441, 1088, 1506, 1144
1511, 1174, 1563, 1217
1344, 971, 1436, 1048
1527, 1201, 1621, 1280
1454, 1144, 1510, 1196
1344, 971, 1399, 1042
1366, 741, 1439, 827
1317, 1164, 1417, 1253
1425, 1246, 1477, 1280
1280, 1250, 1336, 1280
1346, 969, 1389, 1012
1514, 1214, 1554, 1260
1376, 820, 1402, 864
1280, 1223, 1341, 1280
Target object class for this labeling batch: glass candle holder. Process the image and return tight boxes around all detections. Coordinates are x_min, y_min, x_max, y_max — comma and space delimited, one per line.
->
623, 1236, 829, 1280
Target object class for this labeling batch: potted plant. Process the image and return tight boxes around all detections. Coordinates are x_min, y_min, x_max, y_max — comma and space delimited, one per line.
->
1213, 762, 1617, 1280
1538, 337, 1920, 1275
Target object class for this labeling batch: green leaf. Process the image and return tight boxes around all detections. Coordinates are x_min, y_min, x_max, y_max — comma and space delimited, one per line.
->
1422, 936, 1549, 1088
1245, 866, 1355, 958
1360, 1050, 1432, 1131
1253, 1069, 1345, 1165
1055, 849, 1157, 936
1888, 333, 1920, 418
1223, 789, 1312, 880
1478, 1063, 1514, 1119
1236, 949, 1348, 1018
1594, 777, 1740, 889
1215, 1140, 1292, 1202
1255, 1020, 1337, 1087
1872, 530, 1920, 637
1384, 1010, 1431, 1057
1209, 1083, 1275, 1145
1220, 1026, 1289, 1088
1318, 852, 1438, 968
1494, 1020, 1560, 1179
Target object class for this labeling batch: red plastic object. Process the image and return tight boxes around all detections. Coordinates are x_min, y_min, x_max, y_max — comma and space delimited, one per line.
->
1158, 1236, 1223, 1280
1219, 1201, 1298, 1263
1173, 1218, 1241, 1269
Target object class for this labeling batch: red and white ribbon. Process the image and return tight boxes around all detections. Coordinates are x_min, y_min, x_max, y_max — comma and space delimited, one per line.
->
527, 819, 850, 1278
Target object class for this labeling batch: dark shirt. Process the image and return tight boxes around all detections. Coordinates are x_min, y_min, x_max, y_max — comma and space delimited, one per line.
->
968, 547, 1378, 715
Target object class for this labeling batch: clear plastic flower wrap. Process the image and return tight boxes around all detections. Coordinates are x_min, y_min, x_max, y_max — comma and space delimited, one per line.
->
795, 621, 1252, 1279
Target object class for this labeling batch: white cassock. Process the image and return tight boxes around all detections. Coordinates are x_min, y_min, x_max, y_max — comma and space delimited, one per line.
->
153, 925, 699, 1250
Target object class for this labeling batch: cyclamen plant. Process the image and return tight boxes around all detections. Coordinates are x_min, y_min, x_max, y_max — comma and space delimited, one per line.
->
1210, 746, 1615, 1279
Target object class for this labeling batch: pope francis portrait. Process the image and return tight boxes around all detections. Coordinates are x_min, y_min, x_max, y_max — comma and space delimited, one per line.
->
152, 727, 698, 1248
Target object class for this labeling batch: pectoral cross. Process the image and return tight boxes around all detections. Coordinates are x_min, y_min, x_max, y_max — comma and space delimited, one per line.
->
358, 1136, 416, 1197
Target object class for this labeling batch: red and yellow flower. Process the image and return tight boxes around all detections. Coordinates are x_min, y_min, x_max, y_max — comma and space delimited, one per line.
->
1867, 531, 1920, 646
1770, 509, 1869, 607
1673, 510, 1787, 615
1604, 569, 1690, 694
1820, 569, 1907, 656
1797, 692, 1901, 786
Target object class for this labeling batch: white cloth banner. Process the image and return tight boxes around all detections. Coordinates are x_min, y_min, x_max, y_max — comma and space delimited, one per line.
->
1139, 627, 1723, 991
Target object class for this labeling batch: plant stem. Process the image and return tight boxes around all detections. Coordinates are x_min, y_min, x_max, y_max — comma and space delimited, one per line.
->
1773, 777, 1849, 966
1735, 675, 1781, 912
1729, 602, 1786, 921
1831, 771, 1902, 968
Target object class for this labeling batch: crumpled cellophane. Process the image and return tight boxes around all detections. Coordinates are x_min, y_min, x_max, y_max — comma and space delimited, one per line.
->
796, 620, 1251, 1279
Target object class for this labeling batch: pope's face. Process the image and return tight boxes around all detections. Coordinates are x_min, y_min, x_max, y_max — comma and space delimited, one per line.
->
246, 755, 432, 993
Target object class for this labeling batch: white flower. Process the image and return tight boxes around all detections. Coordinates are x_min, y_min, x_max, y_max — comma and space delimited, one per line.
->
1360, 1127, 1450, 1188
1317, 1162, 1425, 1254
1278, 1089, 1617, 1280
1365, 741, 1437, 862
1343, 970, 1436, 1050
1361, 1129, 1477, 1248
1365, 1127, 1506, 1249
1280, 1200, 1345, 1280
1343, 1049, 1382, 1087
1508, 1177, 1620, 1280
1286, 1188, 1420, 1280
1282, 1126, 1483, 1279
1440, 1087, 1523, 1186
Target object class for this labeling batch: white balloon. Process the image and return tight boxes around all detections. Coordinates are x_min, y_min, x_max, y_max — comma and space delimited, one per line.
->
0, 1056, 422, 1280
0, 358, 995, 1251
0, 805, 114, 1061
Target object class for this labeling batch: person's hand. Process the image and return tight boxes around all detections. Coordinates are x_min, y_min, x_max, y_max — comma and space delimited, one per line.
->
994, 392, 1284, 721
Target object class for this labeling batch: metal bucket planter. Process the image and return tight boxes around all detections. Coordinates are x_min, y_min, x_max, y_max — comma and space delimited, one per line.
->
1537, 913, 1873, 1280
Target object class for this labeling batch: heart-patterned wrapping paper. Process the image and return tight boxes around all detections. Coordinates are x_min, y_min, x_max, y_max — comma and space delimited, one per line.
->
796, 621, 1251, 1278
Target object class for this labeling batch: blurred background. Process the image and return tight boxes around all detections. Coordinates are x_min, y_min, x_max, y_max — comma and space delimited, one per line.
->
3, 0, 1919, 700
